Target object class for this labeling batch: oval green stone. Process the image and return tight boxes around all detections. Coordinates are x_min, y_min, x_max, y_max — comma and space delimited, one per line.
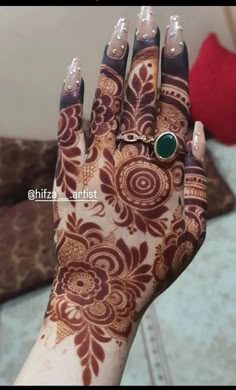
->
155, 133, 177, 159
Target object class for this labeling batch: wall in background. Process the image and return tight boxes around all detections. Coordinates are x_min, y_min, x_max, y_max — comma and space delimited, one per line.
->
0, 6, 234, 140
223, 6, 236, 50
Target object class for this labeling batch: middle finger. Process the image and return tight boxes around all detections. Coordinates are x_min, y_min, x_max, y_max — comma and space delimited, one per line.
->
119, 6, 160, 139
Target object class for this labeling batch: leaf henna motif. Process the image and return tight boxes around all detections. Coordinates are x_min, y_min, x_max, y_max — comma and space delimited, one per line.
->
121, 47, 158, 137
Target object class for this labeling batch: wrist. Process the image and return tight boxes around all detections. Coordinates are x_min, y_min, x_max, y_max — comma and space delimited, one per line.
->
39, 278, 141, 385
15, 314, 138, 386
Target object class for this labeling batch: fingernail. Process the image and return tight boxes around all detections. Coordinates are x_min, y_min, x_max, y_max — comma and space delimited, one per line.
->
136, 6, 156, 41
164, 15, 184, 56
107, 17, 128, 58
192, 121, 206, 161
64, 58, 81, 92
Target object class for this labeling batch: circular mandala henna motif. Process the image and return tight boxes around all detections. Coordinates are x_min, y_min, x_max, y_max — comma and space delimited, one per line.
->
115, 157, 172, 210
56, 261, 109, 306
100, 152, 171, 236
86, 243, 127, 276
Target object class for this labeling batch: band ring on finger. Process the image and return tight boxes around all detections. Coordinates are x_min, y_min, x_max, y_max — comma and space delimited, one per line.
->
116, 131, 181, 163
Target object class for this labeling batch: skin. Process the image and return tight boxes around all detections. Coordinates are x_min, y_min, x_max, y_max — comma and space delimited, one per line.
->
15, 7, 207, 386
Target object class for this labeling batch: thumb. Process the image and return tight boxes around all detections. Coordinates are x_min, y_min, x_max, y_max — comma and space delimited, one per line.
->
184, 121, 208, 254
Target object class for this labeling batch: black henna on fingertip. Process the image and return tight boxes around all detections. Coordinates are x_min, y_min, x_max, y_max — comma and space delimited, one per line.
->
161, 44, 189, 81
60, 78, 84, 110
133, 28, 160, 58
102, 44, 129, 78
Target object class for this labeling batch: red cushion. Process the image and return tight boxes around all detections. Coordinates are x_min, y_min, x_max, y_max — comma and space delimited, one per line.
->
190, 33, 236, 145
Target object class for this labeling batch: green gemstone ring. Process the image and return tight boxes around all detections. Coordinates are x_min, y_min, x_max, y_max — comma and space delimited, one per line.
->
154, 132, 179, 163
116, 131, 179, 163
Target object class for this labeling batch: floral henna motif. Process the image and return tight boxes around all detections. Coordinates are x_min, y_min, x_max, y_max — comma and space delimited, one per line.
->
90, 67, 123, 140
100, 146, 170, 235
56, 104, 83, 200
45, 213, 152, 385
84, 66, 124, 186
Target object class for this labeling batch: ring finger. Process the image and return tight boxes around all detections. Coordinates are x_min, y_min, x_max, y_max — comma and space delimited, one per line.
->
155, 15, 189, 153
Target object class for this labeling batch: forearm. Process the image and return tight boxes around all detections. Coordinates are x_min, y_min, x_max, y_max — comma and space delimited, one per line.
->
14, 316, 139, 385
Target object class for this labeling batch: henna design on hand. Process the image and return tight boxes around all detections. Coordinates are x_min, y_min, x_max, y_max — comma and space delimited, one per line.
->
43, 11, 207, 385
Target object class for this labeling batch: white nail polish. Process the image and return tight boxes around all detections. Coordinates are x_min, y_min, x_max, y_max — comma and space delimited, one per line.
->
192, 121, 206, 161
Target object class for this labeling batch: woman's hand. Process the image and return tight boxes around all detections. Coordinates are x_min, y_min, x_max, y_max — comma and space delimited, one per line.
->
15, 7, 207, 386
